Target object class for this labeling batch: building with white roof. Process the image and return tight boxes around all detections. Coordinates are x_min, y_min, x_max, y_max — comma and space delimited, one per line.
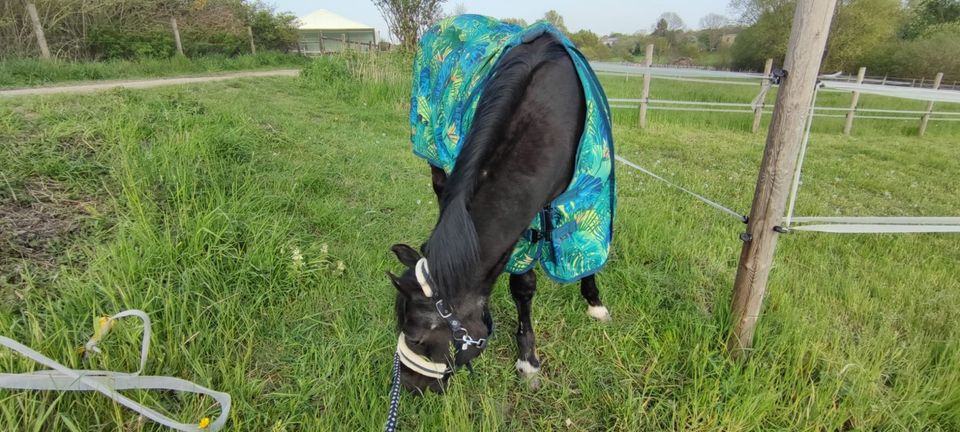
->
297, 9, 377, 54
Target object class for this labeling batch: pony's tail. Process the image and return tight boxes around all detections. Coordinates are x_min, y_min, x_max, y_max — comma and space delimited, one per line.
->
425, 34, 568, 299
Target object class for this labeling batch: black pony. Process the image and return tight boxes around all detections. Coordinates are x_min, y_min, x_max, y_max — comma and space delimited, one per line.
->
389, 33, 611, 394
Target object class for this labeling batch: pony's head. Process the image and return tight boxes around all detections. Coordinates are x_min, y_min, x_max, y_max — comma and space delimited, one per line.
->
388, 244, 492, 393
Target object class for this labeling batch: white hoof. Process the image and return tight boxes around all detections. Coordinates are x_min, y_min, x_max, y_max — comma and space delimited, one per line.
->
587, 305, 611, 322
515, 359, 540, 376
515, 359, 542, 390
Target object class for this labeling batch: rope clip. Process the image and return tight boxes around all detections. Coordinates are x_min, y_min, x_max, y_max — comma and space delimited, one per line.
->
773, 226, 791, 234
771, 69, 788, 85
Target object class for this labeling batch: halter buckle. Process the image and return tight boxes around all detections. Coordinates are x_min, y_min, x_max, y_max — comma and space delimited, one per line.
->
435, 299, 453, 319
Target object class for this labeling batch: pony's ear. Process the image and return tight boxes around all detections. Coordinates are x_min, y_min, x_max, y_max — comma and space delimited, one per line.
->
388, 271, 418, 297
390, 244, 421, 268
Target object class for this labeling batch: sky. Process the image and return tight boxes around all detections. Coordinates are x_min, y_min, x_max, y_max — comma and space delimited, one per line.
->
271, 0, 732, 43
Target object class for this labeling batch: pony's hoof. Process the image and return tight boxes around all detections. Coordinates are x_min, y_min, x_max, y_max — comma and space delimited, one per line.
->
587, 305, 611, 322
515, 359, 541, 390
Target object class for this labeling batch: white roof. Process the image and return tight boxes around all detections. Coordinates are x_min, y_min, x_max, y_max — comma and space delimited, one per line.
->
298, 9, 374, 31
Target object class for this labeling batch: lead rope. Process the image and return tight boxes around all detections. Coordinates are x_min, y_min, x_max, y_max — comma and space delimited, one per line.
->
384, 352, 401, 432
0, 310, 230, 431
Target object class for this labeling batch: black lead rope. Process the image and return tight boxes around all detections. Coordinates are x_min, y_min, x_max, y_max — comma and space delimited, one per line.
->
384, 353, 401, 432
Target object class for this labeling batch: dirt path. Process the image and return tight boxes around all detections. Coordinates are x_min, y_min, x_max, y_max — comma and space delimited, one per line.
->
0, 69, 300, 98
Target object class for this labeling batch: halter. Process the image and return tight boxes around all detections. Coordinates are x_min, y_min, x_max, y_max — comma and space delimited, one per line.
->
385, 258, 493, 431
394, 259, 490, 380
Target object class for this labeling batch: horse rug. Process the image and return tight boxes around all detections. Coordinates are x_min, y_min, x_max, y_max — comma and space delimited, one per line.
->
410, 15, 616, 283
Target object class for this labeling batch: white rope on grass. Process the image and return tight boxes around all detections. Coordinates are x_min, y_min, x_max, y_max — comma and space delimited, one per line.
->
615, 155, 747, 222
0, 310, 231, 432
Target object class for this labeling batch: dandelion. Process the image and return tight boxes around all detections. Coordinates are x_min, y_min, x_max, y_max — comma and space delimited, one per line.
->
199, 417, 211, 429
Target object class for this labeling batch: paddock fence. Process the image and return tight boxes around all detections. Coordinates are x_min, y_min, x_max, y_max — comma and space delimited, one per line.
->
592, 47, 960, 135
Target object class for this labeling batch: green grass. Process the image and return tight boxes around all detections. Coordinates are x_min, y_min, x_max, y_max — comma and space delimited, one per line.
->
0, 52, 311, 89
1, 55, 958, 430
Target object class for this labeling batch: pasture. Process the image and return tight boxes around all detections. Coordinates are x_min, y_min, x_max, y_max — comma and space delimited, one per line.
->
1, 54, 958, 430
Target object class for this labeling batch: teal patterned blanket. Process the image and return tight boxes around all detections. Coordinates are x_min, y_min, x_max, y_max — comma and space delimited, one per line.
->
410, 15, 615, 283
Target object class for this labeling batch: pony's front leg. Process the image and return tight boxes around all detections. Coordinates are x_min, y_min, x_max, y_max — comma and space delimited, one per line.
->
509, 270, 541, 389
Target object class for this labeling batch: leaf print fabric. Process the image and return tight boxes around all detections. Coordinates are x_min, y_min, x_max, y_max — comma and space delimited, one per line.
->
411, 15, 616, 283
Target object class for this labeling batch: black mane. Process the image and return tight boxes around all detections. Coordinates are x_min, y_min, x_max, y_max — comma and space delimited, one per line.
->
424, 34, 571, 300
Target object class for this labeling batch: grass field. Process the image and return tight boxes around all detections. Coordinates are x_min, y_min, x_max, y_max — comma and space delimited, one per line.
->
0, 52, 311, 89
1, 54, 959, 430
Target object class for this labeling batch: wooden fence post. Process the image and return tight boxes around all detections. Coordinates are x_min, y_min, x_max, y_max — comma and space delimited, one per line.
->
918, 72, 943, 136
728, 0, 837, 360
25, 1, 50, 59
752, 58, 774, 133
639, 44, 654, 128
319, 32, 325, 53
247, 26, 256, 55
170, 17, 184, 56
843, 66, 866, 135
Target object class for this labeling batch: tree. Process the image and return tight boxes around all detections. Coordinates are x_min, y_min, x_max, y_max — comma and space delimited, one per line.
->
824, 0, 901, 71
658, 12, 686, 31
730, 1, 794, 69
652, 18, 669, 36
902, 0, 960, 38
699, 13, 732, 29
242, 1, 299, 52
543, 10, 568, 34
502, 17, 528, 27
569, 29, 611, 59
728, 0, 794, 24
372, 0, 448, 51
698, 13, 734, 52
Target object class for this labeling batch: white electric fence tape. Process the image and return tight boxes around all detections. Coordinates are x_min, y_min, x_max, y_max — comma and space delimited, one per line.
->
788, 224, 960, 233
819, 80, 960, 104
0, 310, 231, 431
615, 155, 746, 222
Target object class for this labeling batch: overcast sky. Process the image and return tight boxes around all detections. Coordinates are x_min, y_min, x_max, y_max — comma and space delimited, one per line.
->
272, 0, 732, 42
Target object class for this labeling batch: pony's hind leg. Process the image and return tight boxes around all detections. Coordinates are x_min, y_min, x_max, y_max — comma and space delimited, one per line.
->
509, 271, 542, 388
581, 275, 611, 322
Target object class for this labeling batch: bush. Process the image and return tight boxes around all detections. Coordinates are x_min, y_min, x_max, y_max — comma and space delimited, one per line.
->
89, 29, 177, 60
185, 32, 248, 57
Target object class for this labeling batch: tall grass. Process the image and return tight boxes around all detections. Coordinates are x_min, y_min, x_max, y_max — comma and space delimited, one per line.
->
0, 53, 958, 430
0, 52, 311, 89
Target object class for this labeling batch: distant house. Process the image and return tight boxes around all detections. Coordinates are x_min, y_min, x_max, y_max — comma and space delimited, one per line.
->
720, 33, 737, 48
297, 9, 377, 54
600, 36, 619, 47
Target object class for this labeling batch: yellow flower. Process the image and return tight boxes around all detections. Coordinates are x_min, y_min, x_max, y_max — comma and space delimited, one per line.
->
199, 417, 211, 429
